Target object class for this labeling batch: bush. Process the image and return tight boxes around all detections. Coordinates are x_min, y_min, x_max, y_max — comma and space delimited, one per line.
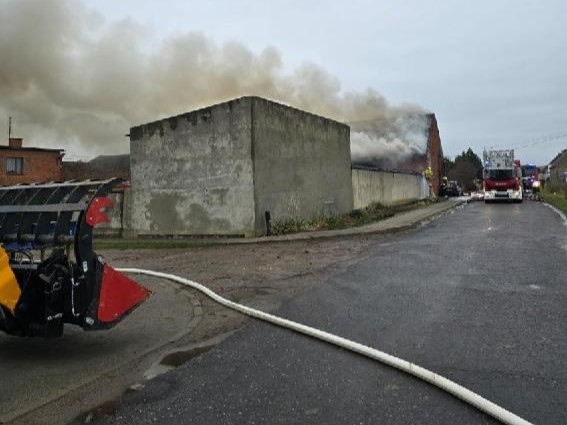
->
271, 218, 308, 235
270, 202, 404, 235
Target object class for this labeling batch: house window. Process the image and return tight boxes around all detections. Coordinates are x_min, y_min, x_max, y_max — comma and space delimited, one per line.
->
6, 157, 24, 175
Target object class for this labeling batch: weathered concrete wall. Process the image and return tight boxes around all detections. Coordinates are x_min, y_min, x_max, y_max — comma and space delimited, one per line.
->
352, 167, 427, 209
251, 98, 353, 234
128, 98, 256, 236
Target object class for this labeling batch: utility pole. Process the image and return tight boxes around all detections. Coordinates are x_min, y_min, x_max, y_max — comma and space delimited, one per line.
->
8, 116, 12, 141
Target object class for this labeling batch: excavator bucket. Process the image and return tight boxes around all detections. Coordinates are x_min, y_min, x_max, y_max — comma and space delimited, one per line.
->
0, 179, 150, 338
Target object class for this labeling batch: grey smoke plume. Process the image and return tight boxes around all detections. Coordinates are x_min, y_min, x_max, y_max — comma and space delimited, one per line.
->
0, 0, 430, 162
350, 112, 432, 170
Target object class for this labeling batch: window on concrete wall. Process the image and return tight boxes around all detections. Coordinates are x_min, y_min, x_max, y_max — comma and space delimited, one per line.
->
6, 157, 24, 175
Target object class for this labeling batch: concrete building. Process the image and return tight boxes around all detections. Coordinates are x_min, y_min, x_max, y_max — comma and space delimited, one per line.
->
128, 96, 353, 237
0, 138, 64, 185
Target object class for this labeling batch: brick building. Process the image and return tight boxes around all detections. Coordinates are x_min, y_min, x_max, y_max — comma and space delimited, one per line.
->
0, 138, 65, 186
398, 114, 445, 197
425, 114, 444, 197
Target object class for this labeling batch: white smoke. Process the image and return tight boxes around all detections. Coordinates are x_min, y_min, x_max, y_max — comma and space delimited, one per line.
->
0, 0, 431, 162
349, 110, 431, 166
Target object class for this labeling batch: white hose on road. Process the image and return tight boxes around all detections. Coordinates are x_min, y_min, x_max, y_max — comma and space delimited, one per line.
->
118, 267, 534, 425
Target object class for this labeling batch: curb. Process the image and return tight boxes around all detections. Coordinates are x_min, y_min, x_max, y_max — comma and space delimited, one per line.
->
227, 199, 468, 244
97, 199, 468, 248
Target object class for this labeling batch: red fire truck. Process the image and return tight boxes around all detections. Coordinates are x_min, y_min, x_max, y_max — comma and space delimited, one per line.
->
483, 149, 523, 203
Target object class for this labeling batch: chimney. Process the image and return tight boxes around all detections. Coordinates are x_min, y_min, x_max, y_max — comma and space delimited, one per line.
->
9, 138, 23, 149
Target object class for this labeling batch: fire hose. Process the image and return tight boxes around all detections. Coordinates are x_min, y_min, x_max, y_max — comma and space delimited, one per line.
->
117, 268, 533, 425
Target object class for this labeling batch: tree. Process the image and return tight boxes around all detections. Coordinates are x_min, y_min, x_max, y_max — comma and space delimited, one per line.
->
447, 148, 483, 192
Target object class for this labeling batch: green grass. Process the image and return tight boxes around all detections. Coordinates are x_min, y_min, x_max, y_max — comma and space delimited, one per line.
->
271, 199, 432, 236
542, 189, 567, 215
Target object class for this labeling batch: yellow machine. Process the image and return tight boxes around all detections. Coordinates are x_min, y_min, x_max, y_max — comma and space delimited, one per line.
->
0, 245, 20, 315
0, 179, 150, 338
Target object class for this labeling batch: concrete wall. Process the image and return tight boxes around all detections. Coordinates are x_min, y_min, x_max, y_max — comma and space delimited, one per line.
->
352, 167, 427, 209
251, 98, 353, 234
128, 98, 256, 237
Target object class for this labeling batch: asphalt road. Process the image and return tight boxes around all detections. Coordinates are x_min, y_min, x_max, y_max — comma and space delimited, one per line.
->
78, 200, 566, 425
0, 274, 199, 425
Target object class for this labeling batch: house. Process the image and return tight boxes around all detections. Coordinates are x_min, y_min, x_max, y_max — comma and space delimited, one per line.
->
127, 96, 353, 237
0, 138, 65, 186
548, 149, 567, 190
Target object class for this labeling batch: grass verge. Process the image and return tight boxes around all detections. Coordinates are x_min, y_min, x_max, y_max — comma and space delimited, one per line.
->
542, 190, 567, 215
271, 199, 432, 236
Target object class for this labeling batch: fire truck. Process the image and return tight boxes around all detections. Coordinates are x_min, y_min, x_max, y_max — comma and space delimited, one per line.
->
483, 149, 523, 203
521, 164, 542, 193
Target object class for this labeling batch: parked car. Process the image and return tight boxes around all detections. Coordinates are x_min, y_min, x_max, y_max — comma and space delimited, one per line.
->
445, 181, 463, 197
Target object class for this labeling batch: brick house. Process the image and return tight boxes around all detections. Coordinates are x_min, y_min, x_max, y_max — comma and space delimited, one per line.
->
398, 114, 444, 197
0, 138, 65, 186
425, 114, 444, 197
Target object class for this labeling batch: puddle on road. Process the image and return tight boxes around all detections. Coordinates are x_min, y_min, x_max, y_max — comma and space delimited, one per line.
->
144, 345, 215, 380
80, 399, 120, 424
78, 338, 228, 424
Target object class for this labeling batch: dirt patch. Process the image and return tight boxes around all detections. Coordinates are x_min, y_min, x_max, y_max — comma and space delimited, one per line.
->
100, 235, 376, 351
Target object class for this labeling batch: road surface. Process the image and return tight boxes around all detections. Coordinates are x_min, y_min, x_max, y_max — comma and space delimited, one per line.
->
75, 200, 567, 425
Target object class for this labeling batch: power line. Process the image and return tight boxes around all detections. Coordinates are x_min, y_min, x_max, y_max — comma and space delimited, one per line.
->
487, 132, 567, 150
515, 133, 567, 149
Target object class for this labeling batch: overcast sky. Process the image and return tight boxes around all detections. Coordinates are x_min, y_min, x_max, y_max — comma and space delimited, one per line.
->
2, 0, 565, 164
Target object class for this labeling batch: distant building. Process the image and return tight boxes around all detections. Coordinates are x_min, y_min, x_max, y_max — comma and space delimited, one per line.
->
62, 154, 130, 180
548, 149, 567, 190
0, 138, 65, 185
425, 114, 444, 197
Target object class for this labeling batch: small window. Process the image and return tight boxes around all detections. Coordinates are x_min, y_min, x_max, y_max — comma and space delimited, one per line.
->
6, 157, 24, 175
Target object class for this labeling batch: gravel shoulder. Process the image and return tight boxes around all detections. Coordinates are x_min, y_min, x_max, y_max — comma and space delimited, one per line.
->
101, 234, 377, 349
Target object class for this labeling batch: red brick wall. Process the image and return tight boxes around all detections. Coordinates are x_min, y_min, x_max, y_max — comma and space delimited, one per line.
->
426, 114, 444, 197
0, 149, 63, 185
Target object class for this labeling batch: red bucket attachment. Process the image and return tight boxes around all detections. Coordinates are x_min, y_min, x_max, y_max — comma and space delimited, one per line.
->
97, 265, 151, 323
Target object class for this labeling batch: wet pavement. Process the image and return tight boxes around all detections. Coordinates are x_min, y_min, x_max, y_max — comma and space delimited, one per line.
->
76, 200, 567, 425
